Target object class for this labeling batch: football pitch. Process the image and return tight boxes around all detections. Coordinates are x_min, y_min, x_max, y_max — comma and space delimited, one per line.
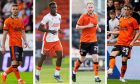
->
36, 57, 69, 84
72, 71, 105, 84
0, 72, 33, 84
108, 79, 140, 84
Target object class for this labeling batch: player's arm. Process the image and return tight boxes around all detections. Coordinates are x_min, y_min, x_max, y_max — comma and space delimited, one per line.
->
107, 31, 120, 35
130, 30, 140, 47
38, 24, 57, 34
96, 24, 101, 32
22, 30, 28, 48
1, 30, 8, 54
76, 23, 94, 30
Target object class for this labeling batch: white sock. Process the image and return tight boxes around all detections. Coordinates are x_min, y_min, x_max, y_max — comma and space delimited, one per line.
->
18, 79, 22, 82
73, 71, 76, 74
95, 76, 99, 78
36, 69, 40, 76
54, 70, 60, 76
3, 72, 7, 76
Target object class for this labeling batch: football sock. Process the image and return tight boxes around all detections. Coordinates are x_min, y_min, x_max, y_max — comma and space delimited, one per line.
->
12, 65, 20, 80
120, 61, 127, 78
93, 62, 99, 76
5, 65, 13, 75
36, 66, 42, 75
55, 66, 61, 76
109, 56, 116, 69
73, 59, 82, 74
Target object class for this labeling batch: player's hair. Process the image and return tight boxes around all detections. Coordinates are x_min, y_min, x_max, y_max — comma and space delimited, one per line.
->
49, 1, 57, 7
12, 4, 18, 7
123, 5, 132, 10
109, 10, 115, 14
87, 1, 94, 6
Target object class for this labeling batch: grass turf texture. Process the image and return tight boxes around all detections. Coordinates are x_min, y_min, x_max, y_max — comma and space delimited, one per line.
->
36, 57, 69, 84
0, 72, 33, 84
72, 71, 105, 84
108, 79, 140, 84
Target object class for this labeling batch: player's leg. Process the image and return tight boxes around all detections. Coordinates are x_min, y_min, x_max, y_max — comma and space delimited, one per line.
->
119, 46, 130, 82
72, 42, 87, 82
35, 54, 46, 82
35, 41, 49, 82
119, 56, 128, 82
108, 46, 120, 74
89, 42, 101, 82
54, 51, 63, 82
13, 46, 25, 84
53, 41, 63, 82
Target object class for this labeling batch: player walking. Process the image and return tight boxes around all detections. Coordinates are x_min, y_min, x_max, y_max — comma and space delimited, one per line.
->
35, 1, 63, 82
1, 4, 27, 84
72, 2, 102, 83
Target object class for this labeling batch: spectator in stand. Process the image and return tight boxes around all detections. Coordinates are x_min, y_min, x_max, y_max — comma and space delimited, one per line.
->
115, 7, 122, 19
114, 0, 120, 10
109, 10, 119, 32
16, 0, 24, 11
107, 27, 119, 43
0, 15, 3, 33
107, 0, 115, 13
2, 0, 14, 18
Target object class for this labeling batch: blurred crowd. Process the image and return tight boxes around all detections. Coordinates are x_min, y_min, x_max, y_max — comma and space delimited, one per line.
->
0, 0, 33, 33
107, 0, 140, 43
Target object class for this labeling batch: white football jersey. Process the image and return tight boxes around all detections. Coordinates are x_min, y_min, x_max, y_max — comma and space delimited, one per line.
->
41, 13, 61, 42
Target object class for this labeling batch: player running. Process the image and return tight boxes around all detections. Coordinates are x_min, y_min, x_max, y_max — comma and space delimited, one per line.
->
107, 5, 140, 82
35, 1, 63, 82
1, 4, 27, 84
72, 2, 102, 83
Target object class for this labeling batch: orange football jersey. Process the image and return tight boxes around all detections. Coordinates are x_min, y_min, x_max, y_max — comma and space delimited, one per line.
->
77, 13, 98, 42
3, 17, 25, 47
117, 17, 139, 46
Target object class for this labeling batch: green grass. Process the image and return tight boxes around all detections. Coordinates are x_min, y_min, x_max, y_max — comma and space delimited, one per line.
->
108, 79, 140, 84
37, 57, 69, 84
72, 71, 105, 84
0, 72, 33, 84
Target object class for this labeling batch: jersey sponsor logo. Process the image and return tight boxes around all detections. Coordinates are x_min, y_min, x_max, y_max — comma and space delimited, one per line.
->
14, 27, 22, 32
51, 23, 60, 27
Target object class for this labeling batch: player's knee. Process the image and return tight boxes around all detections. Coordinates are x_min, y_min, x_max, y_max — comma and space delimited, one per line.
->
92, 54, 98, 62
110, 56, 115, 59
12, 61, 18, 65
93, 62, 99, 65
122, 61, 127, 65
80, 56, 86, 62
19, 61, 22, 65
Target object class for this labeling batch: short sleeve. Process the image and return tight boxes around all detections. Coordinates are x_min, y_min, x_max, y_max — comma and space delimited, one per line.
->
40, 15, 49, 25
3, 19, 9, 31
77, 14, 84, 25
132, 19, 139, 30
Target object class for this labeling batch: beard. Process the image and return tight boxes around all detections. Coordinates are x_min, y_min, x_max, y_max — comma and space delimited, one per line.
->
88, 10, 93, 15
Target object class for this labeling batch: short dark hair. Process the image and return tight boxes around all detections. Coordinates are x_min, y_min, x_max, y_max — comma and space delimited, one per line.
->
123, 5, 132, 10
12, 4, 18, 7
109, 10, 115, 14
49, 1, 56, 7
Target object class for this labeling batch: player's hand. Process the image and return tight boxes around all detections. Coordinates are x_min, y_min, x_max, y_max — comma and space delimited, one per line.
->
24, 42, 28, 48
1, 47, 6, 55
129, 41, 134, 47
50, 30, 57, 35
86, 23, 94, 28
97, 27, 101, 32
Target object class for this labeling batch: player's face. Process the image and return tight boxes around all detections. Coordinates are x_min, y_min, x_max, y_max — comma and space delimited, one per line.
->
123, 7, 131, 16
110, 13, 115, 19
87, 4, 94, 14
11, 6, 19, 16
50, 4, 57, 15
